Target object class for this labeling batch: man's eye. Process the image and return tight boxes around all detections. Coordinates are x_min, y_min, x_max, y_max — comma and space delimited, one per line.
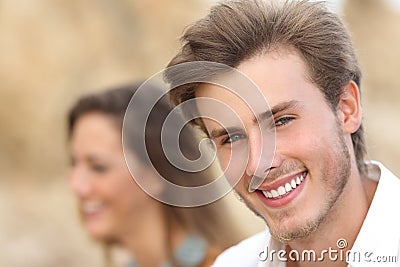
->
223, 133, 246, 144
275, 116, 294, 127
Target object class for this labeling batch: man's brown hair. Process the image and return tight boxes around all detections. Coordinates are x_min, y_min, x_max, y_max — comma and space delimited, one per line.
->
166, 0, 367, 175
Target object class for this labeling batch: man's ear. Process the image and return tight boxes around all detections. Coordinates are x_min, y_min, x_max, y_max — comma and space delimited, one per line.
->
336, 80, 362, 134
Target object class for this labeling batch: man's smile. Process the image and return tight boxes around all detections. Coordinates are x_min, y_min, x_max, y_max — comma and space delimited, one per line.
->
255, 171, 308, 208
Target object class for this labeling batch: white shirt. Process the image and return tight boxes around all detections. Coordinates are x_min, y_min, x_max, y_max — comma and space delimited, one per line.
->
212, 161, 400, 267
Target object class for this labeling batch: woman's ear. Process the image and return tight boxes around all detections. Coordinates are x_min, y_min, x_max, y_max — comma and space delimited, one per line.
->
336, 80, 362, 134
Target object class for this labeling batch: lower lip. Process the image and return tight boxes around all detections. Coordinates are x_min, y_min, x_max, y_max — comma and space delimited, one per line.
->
82, 208, 103, 219
256, 173, 307, 208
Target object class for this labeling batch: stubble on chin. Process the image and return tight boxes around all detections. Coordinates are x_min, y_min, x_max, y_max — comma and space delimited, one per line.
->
267, 210, 322, 244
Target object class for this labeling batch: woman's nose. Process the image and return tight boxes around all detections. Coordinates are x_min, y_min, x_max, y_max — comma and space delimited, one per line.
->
69, 167, 93, 197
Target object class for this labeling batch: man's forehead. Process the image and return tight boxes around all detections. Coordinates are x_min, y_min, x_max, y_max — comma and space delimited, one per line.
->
195, 83, 259, 120
194, 83, 276, 136
194, 51, 310, 101
195, 82, 250, 103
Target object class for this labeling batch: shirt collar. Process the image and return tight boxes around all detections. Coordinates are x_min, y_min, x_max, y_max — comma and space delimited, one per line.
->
258, 230, 285, 267
348, 161, 400, 266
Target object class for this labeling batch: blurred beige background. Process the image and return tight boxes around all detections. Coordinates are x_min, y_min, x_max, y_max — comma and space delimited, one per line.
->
0, 0, 399, 266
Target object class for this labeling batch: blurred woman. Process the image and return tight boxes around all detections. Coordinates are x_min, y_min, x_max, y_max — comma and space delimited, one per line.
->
67, 83, 246, 267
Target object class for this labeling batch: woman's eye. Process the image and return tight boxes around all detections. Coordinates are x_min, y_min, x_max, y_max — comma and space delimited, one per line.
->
92, 164, 108, 173
275, 116, 294, 127
223, 133, 246, 144
70, 158, 76, 167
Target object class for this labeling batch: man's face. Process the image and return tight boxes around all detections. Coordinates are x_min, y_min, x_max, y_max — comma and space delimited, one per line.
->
195, 50, 351, 242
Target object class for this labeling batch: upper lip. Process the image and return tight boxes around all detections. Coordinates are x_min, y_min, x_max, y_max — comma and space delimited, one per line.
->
255, 170, 307, 191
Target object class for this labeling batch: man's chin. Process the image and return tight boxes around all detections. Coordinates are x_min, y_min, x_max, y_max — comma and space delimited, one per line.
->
267, 218, 321, 244
240, 195, 320, 242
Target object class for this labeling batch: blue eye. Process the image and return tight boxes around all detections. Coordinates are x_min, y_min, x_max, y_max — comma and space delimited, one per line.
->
275, 116, 294, 127
223, 133, 246, 144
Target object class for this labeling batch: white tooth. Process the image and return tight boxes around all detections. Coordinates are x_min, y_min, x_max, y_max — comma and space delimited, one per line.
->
277, 186, 286, 196
285, 183, 292, 192
271, 189, 279, 198
262, 191, 269, 198
296, 176, 301, 185
267, 191, 273, 198
300, 174, 304, 181
291, 179, 297, 189
83, 201, 102, 212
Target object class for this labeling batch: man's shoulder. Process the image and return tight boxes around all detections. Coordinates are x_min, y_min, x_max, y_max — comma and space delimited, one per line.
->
212, 231, 269, 267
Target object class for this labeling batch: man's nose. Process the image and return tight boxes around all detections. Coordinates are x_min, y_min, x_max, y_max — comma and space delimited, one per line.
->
245, 130, 276, 176
246, 130, 281, 192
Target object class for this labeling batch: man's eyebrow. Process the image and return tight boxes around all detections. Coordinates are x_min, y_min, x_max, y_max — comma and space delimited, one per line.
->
254, 100, 303, 122
209, 127, 242, 139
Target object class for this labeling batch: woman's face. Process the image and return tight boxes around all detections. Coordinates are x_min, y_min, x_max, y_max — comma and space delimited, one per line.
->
69, 112, 150, 241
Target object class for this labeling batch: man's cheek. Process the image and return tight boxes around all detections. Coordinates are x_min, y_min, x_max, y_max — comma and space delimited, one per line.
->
216, 150, 231, 169
218, 151, 248, 187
